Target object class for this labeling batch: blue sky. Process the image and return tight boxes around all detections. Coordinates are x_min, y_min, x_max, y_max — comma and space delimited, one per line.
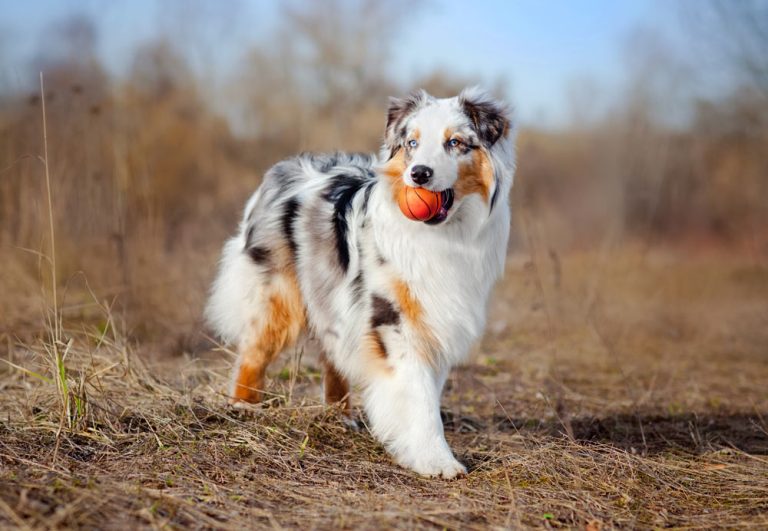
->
392, 0, 666, 124
0, 0, 682, 127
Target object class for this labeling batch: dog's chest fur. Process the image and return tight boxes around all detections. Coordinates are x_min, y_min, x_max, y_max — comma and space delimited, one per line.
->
267, 154, 511, 377
366, 186, 509, 365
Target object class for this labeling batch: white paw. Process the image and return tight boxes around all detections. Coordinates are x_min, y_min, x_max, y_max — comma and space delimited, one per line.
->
399, 453, 467, 479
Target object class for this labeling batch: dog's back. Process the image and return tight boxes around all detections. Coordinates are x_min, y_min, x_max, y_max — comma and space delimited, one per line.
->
205, 152, 376, 346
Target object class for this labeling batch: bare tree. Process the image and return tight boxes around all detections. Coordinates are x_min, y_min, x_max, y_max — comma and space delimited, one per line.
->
687, 0, 768, 98
236, 0, 423, 150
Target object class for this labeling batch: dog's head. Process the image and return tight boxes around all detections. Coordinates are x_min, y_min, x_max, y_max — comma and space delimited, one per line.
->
380, 87, 512, 224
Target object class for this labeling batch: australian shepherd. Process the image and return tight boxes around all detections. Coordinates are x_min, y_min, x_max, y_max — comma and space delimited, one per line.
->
206, 88, 515, 478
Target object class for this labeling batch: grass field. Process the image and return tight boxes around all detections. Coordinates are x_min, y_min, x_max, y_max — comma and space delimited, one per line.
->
1, 246, 767, 529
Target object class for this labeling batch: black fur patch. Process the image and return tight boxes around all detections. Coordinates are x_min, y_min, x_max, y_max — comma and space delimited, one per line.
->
324, 175, 365, 272
362, 181, 375, 213
387, 145, 401, 161
370, 295, 400, 328
281, 197, 301, 256
461, 96, 509, 148
351, 269, 364, 301
247, 245, 271, 264
489, 182, 500, 213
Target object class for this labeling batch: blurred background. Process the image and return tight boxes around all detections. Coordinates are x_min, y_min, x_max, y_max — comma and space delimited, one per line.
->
1, 0, 766, 352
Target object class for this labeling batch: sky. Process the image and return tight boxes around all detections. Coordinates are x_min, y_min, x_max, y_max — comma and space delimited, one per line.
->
0, 0, 685, 127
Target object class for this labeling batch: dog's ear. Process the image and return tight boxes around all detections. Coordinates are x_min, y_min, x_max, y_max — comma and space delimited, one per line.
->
459, 87, 510, 148
384, 90, 428, 156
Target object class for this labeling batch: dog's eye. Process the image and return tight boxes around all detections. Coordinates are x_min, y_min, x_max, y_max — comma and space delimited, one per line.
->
408, 139, 418, 148
448, 139, 460, 148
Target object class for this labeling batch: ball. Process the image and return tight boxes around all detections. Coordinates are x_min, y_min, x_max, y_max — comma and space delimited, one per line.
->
397, 186, 443, 222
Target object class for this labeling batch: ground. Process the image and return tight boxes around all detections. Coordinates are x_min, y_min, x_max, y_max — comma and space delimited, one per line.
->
1, 246, 767, 529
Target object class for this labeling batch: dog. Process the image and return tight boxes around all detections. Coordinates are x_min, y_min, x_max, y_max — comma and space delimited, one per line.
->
206, 87, 515, 478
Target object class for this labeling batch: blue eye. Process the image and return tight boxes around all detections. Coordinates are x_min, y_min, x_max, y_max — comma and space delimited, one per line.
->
448, 139, 460, 148
408, 139, 418, 148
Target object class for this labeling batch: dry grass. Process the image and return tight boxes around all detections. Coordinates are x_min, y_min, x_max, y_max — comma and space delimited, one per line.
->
1, 247, 767, 529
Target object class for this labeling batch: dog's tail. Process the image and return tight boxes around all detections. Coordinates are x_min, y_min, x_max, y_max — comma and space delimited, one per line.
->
205, 229, 267, 346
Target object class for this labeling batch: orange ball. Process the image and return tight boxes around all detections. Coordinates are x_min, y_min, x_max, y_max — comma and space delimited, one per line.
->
397, 186, 443, 221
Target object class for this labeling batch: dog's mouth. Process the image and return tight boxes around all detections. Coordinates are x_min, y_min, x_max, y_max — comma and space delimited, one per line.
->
424, 189, 454, 225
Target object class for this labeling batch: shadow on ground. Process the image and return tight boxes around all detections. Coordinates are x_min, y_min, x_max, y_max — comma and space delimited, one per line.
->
442, 410, 768, 455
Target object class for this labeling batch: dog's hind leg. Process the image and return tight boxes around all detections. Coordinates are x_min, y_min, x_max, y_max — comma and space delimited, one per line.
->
230, 272, 306, 404
320, 353, 350, 412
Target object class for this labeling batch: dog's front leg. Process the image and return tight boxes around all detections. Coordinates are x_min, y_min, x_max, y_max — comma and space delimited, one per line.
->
363, 359, 466, 478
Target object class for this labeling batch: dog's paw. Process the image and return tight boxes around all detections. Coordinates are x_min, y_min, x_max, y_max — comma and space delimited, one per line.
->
341, 415, 361, 432
228, 399, 249, 409
430, 458, 467, 480
400, 454, 467, 479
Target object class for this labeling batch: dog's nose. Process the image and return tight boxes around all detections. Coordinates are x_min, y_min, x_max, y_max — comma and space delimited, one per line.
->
410, 165, 433, 185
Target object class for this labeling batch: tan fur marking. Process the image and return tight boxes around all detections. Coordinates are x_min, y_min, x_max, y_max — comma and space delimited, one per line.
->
361, 330, 393, 375
455, 148, 493, 202
231, 270, 306, 404
321, 354, 350, 412
380, 148, 407, 202
393, 278, 423, 324
392, 278, 439, 365
367, 330, 388, 360
232, 358, 266, 403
